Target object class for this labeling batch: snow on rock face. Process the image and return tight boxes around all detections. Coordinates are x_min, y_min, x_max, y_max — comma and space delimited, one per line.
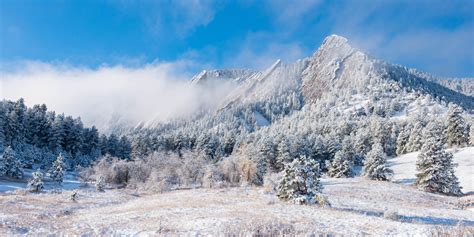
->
301, 34, 375, 102
190, 69, 257, 85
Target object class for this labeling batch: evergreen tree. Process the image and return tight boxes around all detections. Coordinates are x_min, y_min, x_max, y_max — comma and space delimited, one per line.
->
327, 138, 355, 178
415, 122, 462, 196
277, 156, 323, 204
407, 121, 424, 152
117, 136, 132, 160
96, 175, 105, 192
445, 104, 469, 147
258, 139, 277, 172
28, 169, 44, 193
276, 139, 292, 171
0, 146, 23, 179
396, 127, 410, 155
470, 124, 474, 146
0, 106, 5, 153
363, 143, 393, 181
326, 150, 354, 178
49, 114, 65, 152
49, 153, 65, 186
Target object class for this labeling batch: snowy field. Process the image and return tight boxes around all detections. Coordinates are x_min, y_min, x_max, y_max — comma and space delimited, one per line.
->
0, 148, 473, 235
0, 179, 472, 235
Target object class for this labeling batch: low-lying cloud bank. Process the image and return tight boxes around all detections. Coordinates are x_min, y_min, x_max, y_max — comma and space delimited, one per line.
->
0, 60, 233, 132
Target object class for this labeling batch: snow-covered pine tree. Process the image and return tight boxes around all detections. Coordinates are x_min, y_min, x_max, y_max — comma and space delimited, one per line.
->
0, 146, 23, 179
445, 104, 469, 147
407, 121, 424, 152
277, 156, 323, 205
396, 126, 410, 155
326, 150, 354, 178
326, 139, 355, 178
276, 139, 292, 172
258, 139, 277, 172
96, 175, 105, 192
0, 106, 5, 153
415, 122, 462, 196
363, 143, 393, 181
470, 123, 474, 145
28, 169, 44, 193
49, 153, 65, 186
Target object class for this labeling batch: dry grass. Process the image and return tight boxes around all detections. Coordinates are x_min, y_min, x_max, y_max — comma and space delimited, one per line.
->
1, 178, 473, 235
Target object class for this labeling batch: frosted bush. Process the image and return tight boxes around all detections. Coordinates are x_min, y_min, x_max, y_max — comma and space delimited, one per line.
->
277, 156, 324, 205
383, 209, 399, 221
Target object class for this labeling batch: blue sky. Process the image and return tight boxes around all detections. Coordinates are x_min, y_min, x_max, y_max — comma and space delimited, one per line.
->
1, 0, 473, 77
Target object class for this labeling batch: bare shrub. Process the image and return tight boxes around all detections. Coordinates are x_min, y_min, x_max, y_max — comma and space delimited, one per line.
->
221, 219, 296, 235
91, 155, 129, 187
85, 150, 260, 192
263, 172, 282, 194
383, 209, 399, 221
238, 156, 258, 185
108, 160, 129, 186
126, 161, 151, 188
314, 194, 331, 208
220, 156, 241, 184
179, 151, 207, 187
202, 164, 226, 188
141, 152, 182, 191
77, 166, 94, 183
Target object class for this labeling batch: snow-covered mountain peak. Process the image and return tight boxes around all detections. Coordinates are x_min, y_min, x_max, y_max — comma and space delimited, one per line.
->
190, 69, 257, 85
320, 34, 349, 49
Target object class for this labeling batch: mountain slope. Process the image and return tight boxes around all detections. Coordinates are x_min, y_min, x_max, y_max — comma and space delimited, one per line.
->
129, 34, 473, 167
301, 35, 474, 111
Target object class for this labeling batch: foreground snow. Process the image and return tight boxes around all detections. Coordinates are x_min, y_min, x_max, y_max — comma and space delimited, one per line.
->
389, 147, 474, 194
0, 178, 472, 235
0, 147, 472, 235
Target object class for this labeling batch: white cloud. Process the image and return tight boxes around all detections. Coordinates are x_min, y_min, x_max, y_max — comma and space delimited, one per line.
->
113, 0, 219, 39
0, 60, 233, 132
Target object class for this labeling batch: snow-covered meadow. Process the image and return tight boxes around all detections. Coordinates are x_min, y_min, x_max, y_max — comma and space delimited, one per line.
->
1, 148, 473, 235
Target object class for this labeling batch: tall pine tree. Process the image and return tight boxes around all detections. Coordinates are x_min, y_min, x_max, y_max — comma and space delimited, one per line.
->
445, 104, 469, 147
415, 122, 462, 196
363, 143, 393, 181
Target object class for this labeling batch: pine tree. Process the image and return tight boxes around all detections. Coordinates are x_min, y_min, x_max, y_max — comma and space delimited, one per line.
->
445, 104, 469, 147
407, 121, 424, 152
0, 146, 23, 179
326, 150, 354, 178
326, 138, 355, 178
470, 124, 474, 146
96, 175, 105, 192
49, 153, 65, 186
258, 139, 277, 172
28, 169, 44, 193
415, 122, 462, 196
363, 143, 393, 181
276, 139, 292, 172
0, 106, 6, 153
277, 156, 323, 205
396, 127, 410, 155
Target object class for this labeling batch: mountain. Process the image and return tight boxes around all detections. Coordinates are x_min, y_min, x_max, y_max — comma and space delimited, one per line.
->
197, 34, 474, 115
190, 69, 257, 85
128, 34, 473, 163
